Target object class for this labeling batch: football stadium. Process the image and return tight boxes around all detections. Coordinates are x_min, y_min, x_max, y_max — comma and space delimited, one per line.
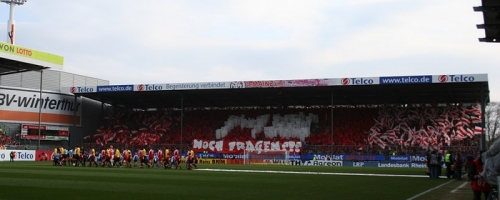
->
1, 1, 499, 200
0, 54, 490, 199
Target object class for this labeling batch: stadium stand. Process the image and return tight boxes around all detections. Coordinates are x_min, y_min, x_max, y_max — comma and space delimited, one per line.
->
0, 132, 16, 149
85, 103, 481, 157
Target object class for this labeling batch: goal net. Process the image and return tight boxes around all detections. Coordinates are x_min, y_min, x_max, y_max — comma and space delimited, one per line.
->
243, 150, 290, 165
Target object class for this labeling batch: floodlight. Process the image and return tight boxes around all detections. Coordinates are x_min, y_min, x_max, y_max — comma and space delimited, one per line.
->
1, 0, 27, 5
2, 0, 27, 44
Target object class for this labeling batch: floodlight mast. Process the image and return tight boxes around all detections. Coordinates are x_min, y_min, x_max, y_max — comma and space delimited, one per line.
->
1, 0, 26, 44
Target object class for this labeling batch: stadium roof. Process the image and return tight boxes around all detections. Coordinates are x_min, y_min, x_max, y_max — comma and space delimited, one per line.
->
474, 0, 500, 43
0, 41, 64, 75
0, 56, 47, 75
63, 74, 490, 109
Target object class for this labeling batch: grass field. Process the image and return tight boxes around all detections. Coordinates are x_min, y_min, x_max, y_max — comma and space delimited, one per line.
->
0, 162, 473, 200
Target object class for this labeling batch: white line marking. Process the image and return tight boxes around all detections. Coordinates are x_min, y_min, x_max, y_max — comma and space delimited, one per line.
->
451, 182, 468, 193
406, 180, 454, 200
198, 168, 454, 199
196, 168, 432, 178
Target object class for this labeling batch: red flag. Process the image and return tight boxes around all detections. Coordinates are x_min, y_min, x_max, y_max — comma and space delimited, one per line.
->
474, 126, 485, 134
460, 117, 471, 126
471, 116, 482, 124
466, 128, 474, 138
443, 133, 451, 146
457, 127, 467, 138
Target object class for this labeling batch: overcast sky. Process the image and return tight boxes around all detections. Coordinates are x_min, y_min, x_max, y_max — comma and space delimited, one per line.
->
1, 0, 498, 101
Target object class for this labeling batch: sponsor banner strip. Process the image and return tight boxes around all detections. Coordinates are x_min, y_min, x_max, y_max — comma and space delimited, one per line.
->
61, 73, 488, 94
97, 85, 134, 92
198, 159, 227, 165
432, 74, 488, 83
196, 169, 430, 178
304, 154, 386, 161
389, 155, 411, 162
343, 161, 428, 168
338, 77, 379, 86
288, 160, 343, 167
0, 150, 36, 162
379, 76, 432, 85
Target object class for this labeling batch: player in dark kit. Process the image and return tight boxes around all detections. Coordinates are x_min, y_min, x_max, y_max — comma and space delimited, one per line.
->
9, 151, 15, 162
81, 151, 89, 167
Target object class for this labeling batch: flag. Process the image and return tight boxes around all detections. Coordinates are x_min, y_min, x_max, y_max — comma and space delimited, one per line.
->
370, 126, 380, 134
457, 127, 467, 139
466, 105, 482, 116
466, 128, 474, 138
460, 117, 471, 126
474, 126, 485, 134
471, 116, 482, 124
443, 133, 451, 146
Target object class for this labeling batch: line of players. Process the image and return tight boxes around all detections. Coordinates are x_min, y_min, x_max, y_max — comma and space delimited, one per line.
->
52, 145, 198, 170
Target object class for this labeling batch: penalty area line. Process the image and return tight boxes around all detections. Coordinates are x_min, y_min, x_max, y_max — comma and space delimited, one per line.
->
196, 168, 430, 178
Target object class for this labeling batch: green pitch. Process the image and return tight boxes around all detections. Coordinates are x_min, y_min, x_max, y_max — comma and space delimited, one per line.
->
0, 162, 472, 200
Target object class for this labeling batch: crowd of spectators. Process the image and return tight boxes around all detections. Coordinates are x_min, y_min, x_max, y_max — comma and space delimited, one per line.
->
0, 130, 17, 150
86, 104, 480, 155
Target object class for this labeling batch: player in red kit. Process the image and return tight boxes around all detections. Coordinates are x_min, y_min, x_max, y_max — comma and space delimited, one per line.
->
139, 149, 144, 168
173, 148, 181, 170
100, 149, 106, 167
186, 151, 193, 170
148, 148, 155, 167
109, 145, 115, 166
157, 148, 163, 168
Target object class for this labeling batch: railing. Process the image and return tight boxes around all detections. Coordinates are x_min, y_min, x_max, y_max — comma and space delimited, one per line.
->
2, 144, 55, 150
0, 123, 14, 136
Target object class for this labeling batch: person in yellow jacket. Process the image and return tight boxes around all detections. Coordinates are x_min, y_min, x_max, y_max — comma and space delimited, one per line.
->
114, 149, 122, 167
53, 147, 58, 166
105, 148, 112, 167
190, 149, 198, 169
75, 146, 81, 166
89, 148, 97, 167
163, 149, 171, 169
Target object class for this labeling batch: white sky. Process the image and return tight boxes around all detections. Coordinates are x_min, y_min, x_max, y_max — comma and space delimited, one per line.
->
1, 0, 498, 101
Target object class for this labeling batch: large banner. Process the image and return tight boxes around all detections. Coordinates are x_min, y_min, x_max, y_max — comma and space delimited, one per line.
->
0, 150, 36, 161
192, 139, 302, 153
0, 87, 81, 126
